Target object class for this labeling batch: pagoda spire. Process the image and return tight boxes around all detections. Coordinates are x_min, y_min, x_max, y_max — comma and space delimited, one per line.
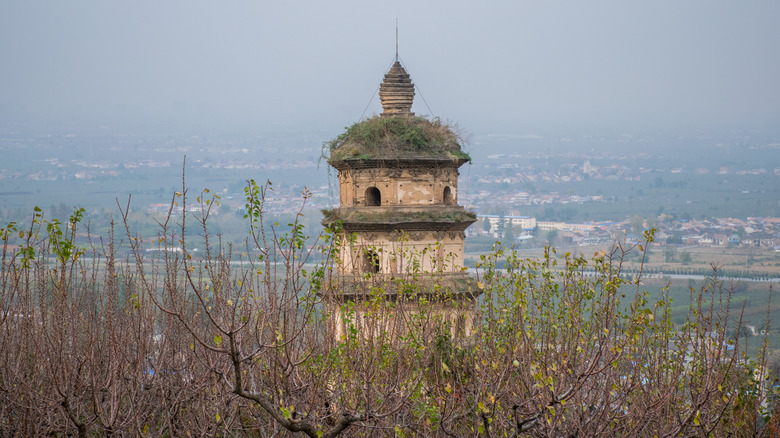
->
379, 21, 414, 116
379, 61, 414, 116
395, 19, 399, 62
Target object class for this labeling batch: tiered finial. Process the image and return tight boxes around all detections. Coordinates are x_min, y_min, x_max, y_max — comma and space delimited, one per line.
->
379, 61, 415, 116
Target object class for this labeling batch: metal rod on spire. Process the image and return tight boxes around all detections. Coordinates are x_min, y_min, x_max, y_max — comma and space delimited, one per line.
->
395, 19, 399, 61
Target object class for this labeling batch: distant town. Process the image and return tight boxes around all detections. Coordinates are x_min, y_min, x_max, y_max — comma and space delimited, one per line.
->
1, 126, 779, 265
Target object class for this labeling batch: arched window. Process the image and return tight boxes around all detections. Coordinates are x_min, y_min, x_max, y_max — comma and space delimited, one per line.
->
365, 187, 381, 206
443, 186, 453, 205
363, 250, 380, 274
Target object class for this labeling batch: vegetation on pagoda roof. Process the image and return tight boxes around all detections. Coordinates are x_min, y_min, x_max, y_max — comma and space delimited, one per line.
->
324, 115, 471, 163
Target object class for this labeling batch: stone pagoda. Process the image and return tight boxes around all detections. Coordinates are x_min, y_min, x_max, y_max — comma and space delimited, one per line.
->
322, 57, 479, 339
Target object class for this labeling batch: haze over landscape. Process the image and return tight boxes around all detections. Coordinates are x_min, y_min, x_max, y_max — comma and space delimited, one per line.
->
4, 3, 780, 434
1, 1, 778, 267
2, 0, 779, 131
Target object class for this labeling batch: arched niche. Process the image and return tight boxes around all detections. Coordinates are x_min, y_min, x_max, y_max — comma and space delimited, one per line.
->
365, 187, 381, 206
363, 249, 380, 274
443, 186, 454, 205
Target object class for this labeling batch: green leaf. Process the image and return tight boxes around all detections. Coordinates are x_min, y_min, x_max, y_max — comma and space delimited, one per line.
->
214, 335, 222, 346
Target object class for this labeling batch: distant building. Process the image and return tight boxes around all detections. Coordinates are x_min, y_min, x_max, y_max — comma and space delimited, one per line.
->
537, 221, 596, 232
478, 215, 537, 234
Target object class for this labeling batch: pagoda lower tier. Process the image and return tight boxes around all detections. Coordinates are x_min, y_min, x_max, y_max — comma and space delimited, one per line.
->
322, 205, 476, 276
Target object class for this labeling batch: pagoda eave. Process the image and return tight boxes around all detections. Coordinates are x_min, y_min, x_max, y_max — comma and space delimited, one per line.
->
334, 220, 474, 233
322, 206, 476, 229
324, 272, 482, 301
328, 157, 469, 171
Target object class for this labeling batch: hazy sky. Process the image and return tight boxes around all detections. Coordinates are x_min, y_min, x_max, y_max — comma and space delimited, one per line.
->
1, 0, 779, 133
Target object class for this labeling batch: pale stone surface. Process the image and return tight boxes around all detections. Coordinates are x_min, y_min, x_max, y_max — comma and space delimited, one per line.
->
328, 298, 477, 341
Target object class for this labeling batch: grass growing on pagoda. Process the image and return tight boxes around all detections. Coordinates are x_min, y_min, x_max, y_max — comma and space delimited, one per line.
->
321, 207, 476, 225
325, 115, 471, 162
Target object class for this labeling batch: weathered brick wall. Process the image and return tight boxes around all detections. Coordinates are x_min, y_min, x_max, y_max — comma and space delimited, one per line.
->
338, 167, 459, 207
338, 230, 466, 275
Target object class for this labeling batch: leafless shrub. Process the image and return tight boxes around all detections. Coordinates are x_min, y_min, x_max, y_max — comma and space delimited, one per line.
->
0, 178, 773, 436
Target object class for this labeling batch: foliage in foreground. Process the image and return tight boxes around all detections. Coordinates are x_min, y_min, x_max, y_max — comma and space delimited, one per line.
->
0, 180, 777, 437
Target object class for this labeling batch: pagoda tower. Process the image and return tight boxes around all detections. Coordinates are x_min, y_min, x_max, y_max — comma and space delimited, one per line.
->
323, 58, 479, 339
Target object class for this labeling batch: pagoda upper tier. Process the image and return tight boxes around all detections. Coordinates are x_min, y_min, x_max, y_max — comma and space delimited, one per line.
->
379, 61, 415, 116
